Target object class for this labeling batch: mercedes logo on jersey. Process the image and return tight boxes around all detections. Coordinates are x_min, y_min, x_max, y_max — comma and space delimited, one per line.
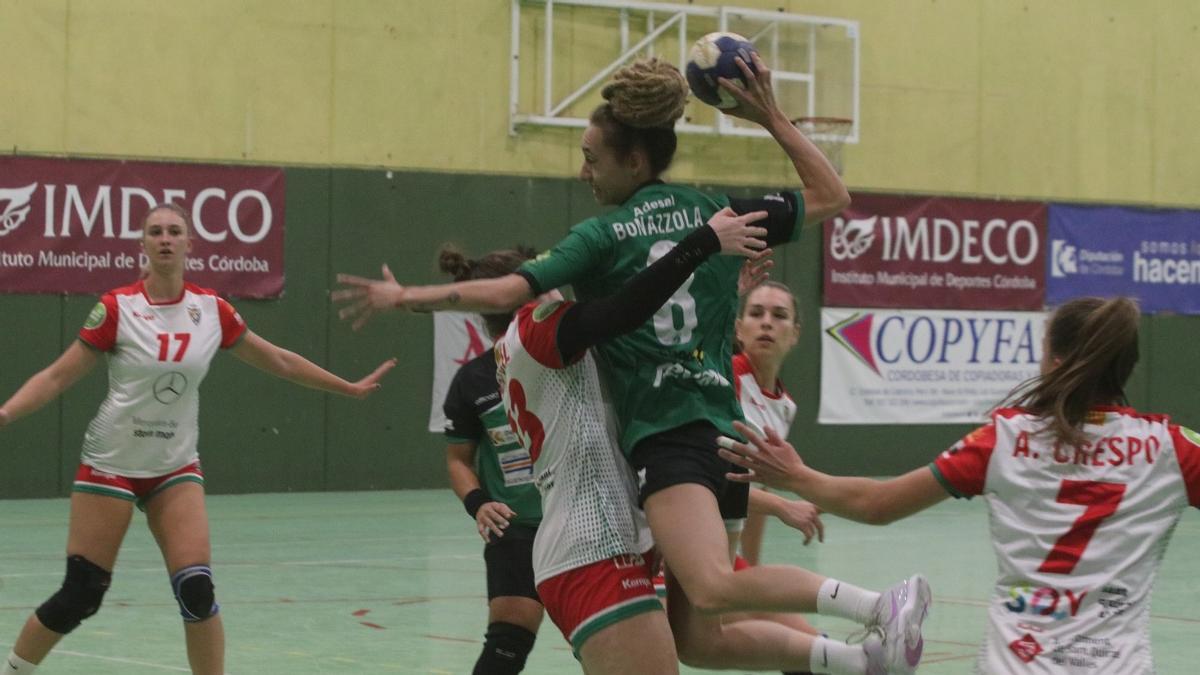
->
153, 372, 189, 404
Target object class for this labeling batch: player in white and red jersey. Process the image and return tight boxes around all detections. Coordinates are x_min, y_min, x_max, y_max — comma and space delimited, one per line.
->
720, 296, 1200, 674
734, 281, 824, 566
0, 203, 395, 675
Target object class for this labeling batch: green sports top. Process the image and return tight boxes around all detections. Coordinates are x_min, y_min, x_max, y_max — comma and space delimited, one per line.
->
518, 182, 805, 452
443, 351, 542, 527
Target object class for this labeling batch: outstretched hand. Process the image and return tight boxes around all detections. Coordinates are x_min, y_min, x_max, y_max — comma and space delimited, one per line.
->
346, 358, 398, 399
0, 408, 9, 429
738, 254, 774, 296
717, 52, 781, 128
332, 264, 406, 331
718, 421, 808, 490
708, 207, 769, 257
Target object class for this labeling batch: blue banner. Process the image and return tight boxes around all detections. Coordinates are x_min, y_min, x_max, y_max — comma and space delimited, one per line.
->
1047, 205, 1200, 314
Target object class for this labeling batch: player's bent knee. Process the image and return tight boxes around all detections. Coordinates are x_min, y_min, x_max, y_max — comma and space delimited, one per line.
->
171, 565, 219, 622
472, 621, 536, 675
684, 579, 739, 615
35, 555, 113, 634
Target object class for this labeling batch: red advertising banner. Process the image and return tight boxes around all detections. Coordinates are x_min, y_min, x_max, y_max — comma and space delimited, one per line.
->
0, 156, 285, 298
823, 193, 1046, 310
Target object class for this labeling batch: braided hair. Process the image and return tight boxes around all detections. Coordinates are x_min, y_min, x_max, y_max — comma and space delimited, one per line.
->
591, 58, 688, 176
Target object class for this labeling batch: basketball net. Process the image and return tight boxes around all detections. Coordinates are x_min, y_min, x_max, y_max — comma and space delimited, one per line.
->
792, 117, 852, 175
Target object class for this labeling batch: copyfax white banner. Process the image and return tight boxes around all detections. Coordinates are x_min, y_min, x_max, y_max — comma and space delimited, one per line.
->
819, 307, 1046, 425
427, 311, 494, 432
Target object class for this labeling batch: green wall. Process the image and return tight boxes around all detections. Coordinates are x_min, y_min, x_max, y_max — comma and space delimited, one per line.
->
3, 167, 1199, 498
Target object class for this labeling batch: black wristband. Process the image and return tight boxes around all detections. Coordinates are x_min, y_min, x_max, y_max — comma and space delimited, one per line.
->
463, 488, 491, 519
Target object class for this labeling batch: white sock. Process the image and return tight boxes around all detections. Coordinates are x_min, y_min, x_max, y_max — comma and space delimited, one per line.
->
816, 577, 881, 625
808, 636, 867, 675
5, 651, 38, 674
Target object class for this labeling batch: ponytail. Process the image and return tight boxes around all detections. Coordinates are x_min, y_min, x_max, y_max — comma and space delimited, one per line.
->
1008, 297, 1140, 445
435, 243, 538, 337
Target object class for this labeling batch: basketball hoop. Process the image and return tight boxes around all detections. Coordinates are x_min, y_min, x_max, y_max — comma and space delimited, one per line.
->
792, 116, 853, 175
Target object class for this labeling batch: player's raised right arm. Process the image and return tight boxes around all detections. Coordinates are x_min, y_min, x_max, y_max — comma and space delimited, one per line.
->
0, 341, 100, 429
719, 53, 849, 226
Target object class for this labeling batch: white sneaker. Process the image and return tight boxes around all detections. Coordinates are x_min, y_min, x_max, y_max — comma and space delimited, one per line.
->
864, 574, 931, 674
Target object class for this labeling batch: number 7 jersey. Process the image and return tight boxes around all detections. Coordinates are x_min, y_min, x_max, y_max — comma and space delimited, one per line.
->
932, 406, 1200, 674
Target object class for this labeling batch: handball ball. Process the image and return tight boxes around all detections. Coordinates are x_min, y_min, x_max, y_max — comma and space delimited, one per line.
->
686, 32, 759, 109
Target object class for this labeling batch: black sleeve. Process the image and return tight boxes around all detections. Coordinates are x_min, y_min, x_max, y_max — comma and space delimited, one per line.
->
554, 225, 721, 363
727, 191, 803, 247
442, 370, 483, 443
515, 269, 542, 296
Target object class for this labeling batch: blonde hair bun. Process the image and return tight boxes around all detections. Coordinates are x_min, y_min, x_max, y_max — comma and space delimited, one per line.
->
601, 58, 688, 129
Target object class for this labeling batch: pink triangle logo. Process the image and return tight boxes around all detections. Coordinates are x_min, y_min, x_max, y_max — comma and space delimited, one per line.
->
827, 312, 879, 375
454, 320, 488, 366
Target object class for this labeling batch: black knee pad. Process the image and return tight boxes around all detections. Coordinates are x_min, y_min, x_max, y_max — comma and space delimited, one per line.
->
472, 621, 537, 675
171, 565, 219, 622
35, 555, 112, 634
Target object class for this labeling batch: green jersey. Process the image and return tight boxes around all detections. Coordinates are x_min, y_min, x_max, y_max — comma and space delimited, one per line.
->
443, 352, 542, 527
518, 182, 805, 452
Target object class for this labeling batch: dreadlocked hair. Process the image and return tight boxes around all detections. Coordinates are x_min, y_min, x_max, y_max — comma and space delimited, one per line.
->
592, 58, 688, 175
1005, 297, 1140, 446
601, 58, 688, 128
437, 243, 539, 337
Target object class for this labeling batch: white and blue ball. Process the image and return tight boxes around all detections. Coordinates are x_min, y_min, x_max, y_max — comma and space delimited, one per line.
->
686, 32, 759, 109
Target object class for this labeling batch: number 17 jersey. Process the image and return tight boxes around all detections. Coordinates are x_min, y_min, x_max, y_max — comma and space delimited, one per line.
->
932, 406, 1200, 674
77, 281, 247, 477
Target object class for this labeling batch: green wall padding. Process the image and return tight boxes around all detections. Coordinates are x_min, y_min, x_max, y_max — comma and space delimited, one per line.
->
3, 167, 1197, 497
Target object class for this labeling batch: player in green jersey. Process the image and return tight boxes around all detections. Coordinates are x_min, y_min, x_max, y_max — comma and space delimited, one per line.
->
335, 56, 931, 675
439, 245, 545, 675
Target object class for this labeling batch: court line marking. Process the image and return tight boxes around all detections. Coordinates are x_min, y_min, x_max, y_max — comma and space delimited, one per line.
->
52, 649, 192, 672
1, 594, 487, 613
423, 634, 573, 652
0, 554, 480, 579
0, 534, 480, 559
